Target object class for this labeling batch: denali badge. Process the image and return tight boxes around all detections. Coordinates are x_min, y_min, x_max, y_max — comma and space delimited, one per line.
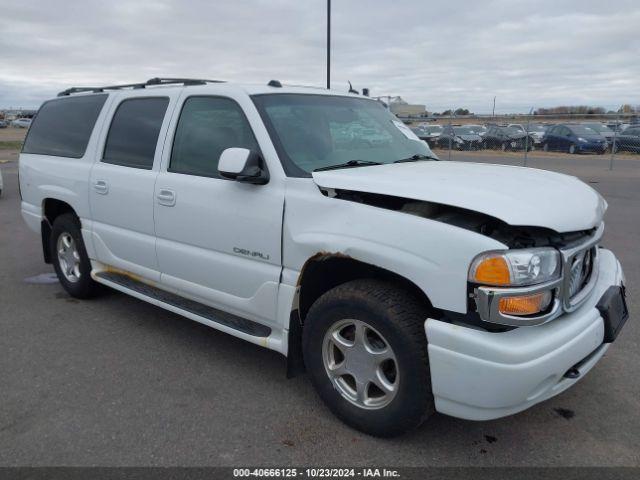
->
233, 247, 270, 260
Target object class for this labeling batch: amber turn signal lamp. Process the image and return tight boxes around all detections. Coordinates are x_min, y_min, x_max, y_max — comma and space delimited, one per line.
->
499, 291, 552, 316
473, 256, 511, 285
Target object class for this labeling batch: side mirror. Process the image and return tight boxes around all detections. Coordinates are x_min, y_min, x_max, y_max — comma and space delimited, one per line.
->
218, 148, 269, 185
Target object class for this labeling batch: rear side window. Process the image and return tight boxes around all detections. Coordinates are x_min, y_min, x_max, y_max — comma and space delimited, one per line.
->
103, 97, 169, 169
169, 96, 259, 178
22, 95, 108, 158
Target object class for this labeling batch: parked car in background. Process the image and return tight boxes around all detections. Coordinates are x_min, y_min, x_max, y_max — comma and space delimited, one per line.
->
410, 124, 443, 147
436, 125, 483, 150
0, 120, 8, 128
612, 126, 640, 153
508, 123, 547, 145
12, 118, 32, 128
583, 123, 615, 145
606, 122, 630, 133
542, 124, 608, 154
483, 125, 535, 151
466, 124, 487, 138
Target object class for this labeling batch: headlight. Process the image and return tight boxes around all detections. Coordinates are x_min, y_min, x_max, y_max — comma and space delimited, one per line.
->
469, 248, 561, 286
454, 137, 463, 143
578, 137, 588, 142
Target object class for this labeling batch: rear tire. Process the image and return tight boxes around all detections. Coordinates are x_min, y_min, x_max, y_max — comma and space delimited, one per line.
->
543, 142, 549, 152
50, 213, 101, 299
302, 279, 434, 437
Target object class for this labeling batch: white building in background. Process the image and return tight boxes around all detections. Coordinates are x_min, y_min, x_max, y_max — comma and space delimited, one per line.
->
0, 109, 37, 120
375, 96, 426, 117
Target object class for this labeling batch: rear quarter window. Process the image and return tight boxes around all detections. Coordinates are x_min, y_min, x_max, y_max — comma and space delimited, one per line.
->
22, 94, 108, 158
102, 97, 169, 170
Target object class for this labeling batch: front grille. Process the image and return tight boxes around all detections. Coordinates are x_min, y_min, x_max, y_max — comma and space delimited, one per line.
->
568, 246, 596, 298
560, 223, 603, 311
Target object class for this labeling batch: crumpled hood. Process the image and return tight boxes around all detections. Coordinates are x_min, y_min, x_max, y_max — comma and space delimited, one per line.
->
312, 161, 607, 233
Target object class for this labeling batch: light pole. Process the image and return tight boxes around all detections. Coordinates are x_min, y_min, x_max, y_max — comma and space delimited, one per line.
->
327, 0, 331, 89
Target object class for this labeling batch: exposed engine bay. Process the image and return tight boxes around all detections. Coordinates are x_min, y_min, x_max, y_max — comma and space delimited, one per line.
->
322, 188, 595, 248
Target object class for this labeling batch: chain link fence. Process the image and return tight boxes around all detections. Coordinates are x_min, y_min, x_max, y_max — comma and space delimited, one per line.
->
407, 112, 640, 170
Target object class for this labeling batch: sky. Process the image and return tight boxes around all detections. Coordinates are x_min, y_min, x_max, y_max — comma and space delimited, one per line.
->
1, 0, 639, 113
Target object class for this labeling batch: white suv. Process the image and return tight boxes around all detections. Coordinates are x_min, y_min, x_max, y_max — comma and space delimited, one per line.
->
19, 78, 628, 437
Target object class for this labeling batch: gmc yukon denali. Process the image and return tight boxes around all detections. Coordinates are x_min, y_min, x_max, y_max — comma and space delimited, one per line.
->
19, 78, 629, 437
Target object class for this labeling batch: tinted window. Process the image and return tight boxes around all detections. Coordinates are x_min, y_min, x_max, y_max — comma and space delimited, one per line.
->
567, 125, 595, 136
22, 95, 107, 158
169, 96, 259, 178
103, 97, 169, 169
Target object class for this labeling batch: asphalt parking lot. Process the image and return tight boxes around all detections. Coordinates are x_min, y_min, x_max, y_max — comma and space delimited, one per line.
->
1, 153, 639, 467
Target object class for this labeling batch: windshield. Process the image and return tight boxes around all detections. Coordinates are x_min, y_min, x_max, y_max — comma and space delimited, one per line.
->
501, 126, 522, 134
424, 125, 443, 133
252, 94, 434, 176
453, 126, 481, 135
570, 125, 602, 136
584, 123, 612, 134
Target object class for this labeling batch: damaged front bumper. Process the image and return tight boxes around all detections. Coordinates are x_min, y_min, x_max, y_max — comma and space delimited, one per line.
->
425, 248, 626, 421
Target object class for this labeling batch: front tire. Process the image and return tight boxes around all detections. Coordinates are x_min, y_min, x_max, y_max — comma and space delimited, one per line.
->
302, 279, 434, 437
569, 143, 577, 154
50, 213, 101, 299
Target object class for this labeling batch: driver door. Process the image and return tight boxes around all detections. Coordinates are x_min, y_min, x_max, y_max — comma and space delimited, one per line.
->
153, 94, 284, 327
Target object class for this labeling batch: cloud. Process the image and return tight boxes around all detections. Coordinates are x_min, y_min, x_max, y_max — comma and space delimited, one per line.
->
0, 0, 638, 112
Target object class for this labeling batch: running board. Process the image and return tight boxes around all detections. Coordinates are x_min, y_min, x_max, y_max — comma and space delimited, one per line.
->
94, 271, 272, 338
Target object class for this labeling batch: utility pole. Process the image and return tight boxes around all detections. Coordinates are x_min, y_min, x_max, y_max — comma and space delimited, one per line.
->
492, 96, 496, 118
326, 0, 331, 89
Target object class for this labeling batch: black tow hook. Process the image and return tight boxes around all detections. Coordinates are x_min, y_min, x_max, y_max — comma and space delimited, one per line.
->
564, 367, 581, 379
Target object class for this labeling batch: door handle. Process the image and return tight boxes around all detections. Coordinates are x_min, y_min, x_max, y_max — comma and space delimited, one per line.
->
93, 180, 109, 194
156, 188, 176, 207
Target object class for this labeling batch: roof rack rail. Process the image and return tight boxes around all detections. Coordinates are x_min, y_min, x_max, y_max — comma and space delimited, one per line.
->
57, 77, 225, 97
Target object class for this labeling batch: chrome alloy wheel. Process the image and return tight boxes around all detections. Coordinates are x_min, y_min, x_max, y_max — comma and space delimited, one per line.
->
57, 233, 81, 283
322, 319, 399, 410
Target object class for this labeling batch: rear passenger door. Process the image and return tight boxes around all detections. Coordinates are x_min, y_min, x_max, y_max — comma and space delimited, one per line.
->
89, 95, 174, 281
153, 94, 284, 326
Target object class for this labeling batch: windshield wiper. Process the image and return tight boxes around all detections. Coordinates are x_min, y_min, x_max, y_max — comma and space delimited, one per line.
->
393, 154, 438, 163
313, 160, 383, 172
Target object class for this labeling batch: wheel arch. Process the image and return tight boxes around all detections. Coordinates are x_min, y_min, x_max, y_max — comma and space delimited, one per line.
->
41, 198, 77, 263
286, 253, 435, 378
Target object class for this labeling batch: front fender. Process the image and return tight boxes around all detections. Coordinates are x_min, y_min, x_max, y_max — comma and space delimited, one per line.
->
283, 179, 505, 313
